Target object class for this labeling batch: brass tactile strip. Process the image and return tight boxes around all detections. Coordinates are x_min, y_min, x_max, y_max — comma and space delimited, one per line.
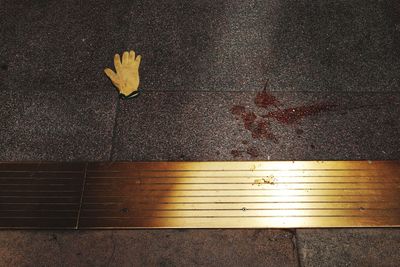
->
1, 161, 400, 229
0, 162, 85, 229
79, 161, 400, 228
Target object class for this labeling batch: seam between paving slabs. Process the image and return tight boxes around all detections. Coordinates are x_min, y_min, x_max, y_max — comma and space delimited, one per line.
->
140, 89, 400, 94
294, 229, 303, 267
109, 97, 121, 161
76, 162, 88, 229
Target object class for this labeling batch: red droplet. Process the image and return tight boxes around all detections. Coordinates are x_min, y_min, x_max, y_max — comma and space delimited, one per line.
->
230, 105, 246, 116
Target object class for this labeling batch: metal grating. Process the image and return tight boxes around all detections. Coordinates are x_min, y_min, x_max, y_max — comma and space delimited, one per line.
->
79, 161, 400, 228
0, 162, 85, 229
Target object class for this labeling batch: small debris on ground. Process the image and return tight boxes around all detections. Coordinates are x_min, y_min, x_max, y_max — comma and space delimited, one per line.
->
253, 176, 276, 186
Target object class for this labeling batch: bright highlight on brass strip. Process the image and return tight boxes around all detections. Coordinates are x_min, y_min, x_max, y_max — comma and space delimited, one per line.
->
79, 161, 400, 228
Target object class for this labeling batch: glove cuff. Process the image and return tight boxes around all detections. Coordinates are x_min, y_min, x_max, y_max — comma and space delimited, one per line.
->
119, 88, 142, 100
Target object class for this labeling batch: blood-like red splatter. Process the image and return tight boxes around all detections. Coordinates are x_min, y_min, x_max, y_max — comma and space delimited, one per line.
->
254, 85, 279, 109
246, 147, 259, 158
251, 120, 276, 140
255, 90, 279, 109
231, 105, 257, 128
231, 150, 242, 158
231, 83, 337, 146
231, 105, 276, 141
242, 112, 257, 129
264, 103, 336, 124
230, 105, 246, 116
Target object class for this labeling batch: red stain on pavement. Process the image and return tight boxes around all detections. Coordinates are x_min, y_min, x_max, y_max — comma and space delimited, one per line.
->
231, 105, 276, 141
255, 90, 280, 109
231, 147, 260, 158
230, 105, 246, 115
231, 82, 337, 156
254, 82, 280, 109
242, 112, 258, 129
231, 150, 242, 158
251, 120, 276, 140
263, 103, 336, 124
246, 147, 259, 158
231, 105, 257, 128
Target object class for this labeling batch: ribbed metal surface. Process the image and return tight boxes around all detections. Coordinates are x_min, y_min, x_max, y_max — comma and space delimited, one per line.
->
79, 161, 400, 228
0, 162, 85, 229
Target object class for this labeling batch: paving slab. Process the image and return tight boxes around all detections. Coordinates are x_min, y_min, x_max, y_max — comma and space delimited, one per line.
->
112, 91, 400, 161
125, 1, 182, 91
2, 0, 399, 92
0, 89, 117, 161
0, 230, 298, 267
297, 229, 400, 267
1, 0, 135, 95
177, 0, 400, 92
264, 0, 400, 92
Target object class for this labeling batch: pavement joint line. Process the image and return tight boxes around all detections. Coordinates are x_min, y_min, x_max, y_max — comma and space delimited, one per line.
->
109, 97, 121, 162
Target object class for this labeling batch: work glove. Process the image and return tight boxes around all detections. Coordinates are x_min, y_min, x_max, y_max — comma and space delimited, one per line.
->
104, 51, 142, 99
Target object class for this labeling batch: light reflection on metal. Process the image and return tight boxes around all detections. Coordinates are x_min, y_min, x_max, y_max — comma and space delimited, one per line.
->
80, 161, 400, 228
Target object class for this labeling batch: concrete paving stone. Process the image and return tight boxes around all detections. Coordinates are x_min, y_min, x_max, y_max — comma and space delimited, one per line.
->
297, 229, 400, 267
1, 0, 136, 95
177, 0, 400, 91
125, 1, 182, 91
265, 0, 400, 92
112, 91, 400, 161
0, 230, 298, 267
0, 0, 182, 94
176, 0, 270, 91
2, 0, 399, 93
0, 88, 117, 161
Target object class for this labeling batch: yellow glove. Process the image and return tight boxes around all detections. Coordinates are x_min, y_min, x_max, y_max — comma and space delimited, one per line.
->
104, 51, 142, 99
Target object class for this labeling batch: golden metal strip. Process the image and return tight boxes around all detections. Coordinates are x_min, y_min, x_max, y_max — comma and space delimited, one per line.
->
79, 161, 400, 228
2, 161, 400, 229
0, 162, 85, 229
87, 161, 400, 171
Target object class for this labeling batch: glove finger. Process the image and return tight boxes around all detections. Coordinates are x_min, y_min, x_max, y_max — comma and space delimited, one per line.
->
104, 68, 120, 86
122, 51, 129, 65
114, 54, 122, 73
104, 68, 118, 80
129, 50, 136, 63
135, 54, 142, 65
